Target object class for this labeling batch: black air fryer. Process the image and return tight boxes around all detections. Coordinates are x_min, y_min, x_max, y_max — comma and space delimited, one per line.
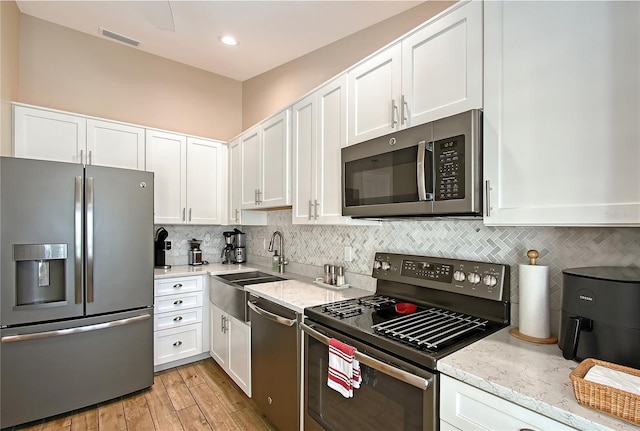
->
560, 266, 640, 369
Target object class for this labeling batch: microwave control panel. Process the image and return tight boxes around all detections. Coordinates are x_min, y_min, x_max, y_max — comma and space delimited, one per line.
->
434, 134, 465, 201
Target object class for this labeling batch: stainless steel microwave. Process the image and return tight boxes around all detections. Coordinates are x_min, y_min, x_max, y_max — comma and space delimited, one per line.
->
341, 109, 482, 218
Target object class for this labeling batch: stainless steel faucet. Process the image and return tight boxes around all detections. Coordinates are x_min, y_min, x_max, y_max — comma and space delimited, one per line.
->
267, 230, 288, 273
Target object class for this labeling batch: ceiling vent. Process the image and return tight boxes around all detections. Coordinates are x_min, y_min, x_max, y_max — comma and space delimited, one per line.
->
99, 27, 141, 47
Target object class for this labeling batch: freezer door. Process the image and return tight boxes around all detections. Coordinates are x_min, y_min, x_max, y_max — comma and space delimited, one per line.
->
85, 165, 154, 315
1, 157, 84, 326
0, 309, 153, 428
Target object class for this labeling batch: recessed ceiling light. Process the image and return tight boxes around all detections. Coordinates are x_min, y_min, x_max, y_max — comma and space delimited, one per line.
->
219, 35, 238, 46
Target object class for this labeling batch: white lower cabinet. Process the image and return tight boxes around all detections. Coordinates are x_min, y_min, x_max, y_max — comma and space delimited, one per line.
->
209, 303, 251, 397
440, 375, 576, 431
153, 276, 208, 367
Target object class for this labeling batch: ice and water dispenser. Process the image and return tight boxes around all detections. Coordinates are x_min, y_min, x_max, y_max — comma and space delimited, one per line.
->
13, 243, 68, 307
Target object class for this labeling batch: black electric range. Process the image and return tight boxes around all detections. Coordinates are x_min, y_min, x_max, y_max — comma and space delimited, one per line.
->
304, 252, 511, 371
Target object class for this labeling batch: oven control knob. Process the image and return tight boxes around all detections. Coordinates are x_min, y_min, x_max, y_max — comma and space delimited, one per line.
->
483, 274, 498, 287
467, 272, 481, 285
373, 260, 382, 270
453, 270, 466, 282
381, 261, 391, 271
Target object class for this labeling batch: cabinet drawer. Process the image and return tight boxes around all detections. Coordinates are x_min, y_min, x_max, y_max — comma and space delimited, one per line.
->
154, 308, 202, 331
154, 276, 202, 297
440, 375, 575, 431
155, 291, 203, 314
154, 323, 202, 365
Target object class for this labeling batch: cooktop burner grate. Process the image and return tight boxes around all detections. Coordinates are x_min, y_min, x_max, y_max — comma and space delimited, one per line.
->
372, 307, 489, 351
358, 296, 396, 308
322, 300, 363, 318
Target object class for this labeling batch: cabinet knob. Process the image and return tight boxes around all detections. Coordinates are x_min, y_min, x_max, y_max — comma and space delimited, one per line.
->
174, 300, 183, 305
173, 283, 182, 288
173, 340, 183, 347
173, 316, 183, 322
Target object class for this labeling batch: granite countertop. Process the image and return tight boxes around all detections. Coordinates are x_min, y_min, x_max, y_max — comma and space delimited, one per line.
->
154, 263, 259, 279
155, 263, 372, 313
244, 279, 372, 314
438, 327, 637, 431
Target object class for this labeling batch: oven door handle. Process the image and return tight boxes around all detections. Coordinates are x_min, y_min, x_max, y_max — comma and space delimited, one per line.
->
301, 323, 430, 391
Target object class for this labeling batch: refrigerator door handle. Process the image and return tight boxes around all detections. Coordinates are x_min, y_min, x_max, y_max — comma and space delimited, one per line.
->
74, 176, 83, 304
86, 177, 95, 303
1, 314, 151, 344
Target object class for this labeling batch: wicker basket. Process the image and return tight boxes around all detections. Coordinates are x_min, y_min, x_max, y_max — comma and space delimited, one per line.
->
569, 358, 640, 426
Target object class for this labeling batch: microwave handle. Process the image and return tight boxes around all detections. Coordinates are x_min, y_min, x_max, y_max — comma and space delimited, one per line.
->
417, 141, 433, 201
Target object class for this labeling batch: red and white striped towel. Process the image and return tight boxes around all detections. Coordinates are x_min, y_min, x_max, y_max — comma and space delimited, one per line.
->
327, 338, 361, 398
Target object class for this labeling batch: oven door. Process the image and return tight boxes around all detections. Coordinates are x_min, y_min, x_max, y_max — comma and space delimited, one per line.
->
341, 122, 434, 218
302, 322, 437, 431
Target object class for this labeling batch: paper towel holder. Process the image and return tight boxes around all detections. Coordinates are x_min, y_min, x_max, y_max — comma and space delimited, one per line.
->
509, 249, 559, 344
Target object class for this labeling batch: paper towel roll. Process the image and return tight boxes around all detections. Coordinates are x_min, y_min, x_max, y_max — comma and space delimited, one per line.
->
518, 263, 550, 339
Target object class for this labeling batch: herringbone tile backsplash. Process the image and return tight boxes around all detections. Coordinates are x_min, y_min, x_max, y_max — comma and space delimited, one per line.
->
157, 210, 640, 335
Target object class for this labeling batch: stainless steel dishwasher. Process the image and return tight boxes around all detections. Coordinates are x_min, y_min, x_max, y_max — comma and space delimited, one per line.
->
248, 294, 300, 431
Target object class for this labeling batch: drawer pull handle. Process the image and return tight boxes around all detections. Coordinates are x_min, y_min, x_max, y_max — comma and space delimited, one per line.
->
173, 300, 183, 305
173, 283, 182, 288
173, 316, 183, 322
173, 341, 183, 347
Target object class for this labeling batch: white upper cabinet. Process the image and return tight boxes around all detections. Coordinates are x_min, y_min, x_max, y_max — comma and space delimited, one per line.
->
483, 0, 640, 226
146, 129, 187, 224
292, 75, 351, 224
240, 110, 291, 209
240, 126, 261, 208
261, 110, 290, 207
146, 129, 227, 225
13, 104, 145, 170
401, 0, 482, 128
228, 137, 243, 223
228, 137, 268, 226
86, 119, 145, 170
347, 0, 482, 145
187, 137, 227, 225
87, 118, 145, 171
348, 44, 402, 145
13, 105, 86, 163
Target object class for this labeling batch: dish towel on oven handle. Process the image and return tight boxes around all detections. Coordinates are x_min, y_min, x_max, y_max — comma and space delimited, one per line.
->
327, 338, 361, 398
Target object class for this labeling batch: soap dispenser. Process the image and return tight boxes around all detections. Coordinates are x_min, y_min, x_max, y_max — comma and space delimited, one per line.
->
272, 251, 280, 271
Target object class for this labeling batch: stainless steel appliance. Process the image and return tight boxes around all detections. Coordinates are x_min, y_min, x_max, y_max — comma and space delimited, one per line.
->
210, 271, 286, 322
188, 238, 203, 266
303, 252, 510, 431
221, 230, 236, 264
154, 227, 171, 269
234, 229, 246, 264
221, 229, 246, 264
249, 295, 300, 431
0, 157, 154, 428
559, 266, 640, 369
341, 110, 482, 218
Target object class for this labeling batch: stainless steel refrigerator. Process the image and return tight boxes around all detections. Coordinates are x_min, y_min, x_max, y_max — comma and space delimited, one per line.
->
0, 157, 154, 428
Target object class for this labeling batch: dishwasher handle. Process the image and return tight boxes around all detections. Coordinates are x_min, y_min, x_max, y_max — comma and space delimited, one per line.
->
301, 322, 430, 391
248, 300, 296, 327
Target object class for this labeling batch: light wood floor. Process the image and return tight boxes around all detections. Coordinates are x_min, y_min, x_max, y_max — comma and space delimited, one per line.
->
4, 359, 278, 431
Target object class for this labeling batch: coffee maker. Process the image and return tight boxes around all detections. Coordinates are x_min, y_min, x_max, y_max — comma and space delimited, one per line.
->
221, 231, 236, 264
221, 229, 246, 264
234, 229, 246, 263
154, 227, 171, 269
560, 266, 640, 369
188, 239, 203, 266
